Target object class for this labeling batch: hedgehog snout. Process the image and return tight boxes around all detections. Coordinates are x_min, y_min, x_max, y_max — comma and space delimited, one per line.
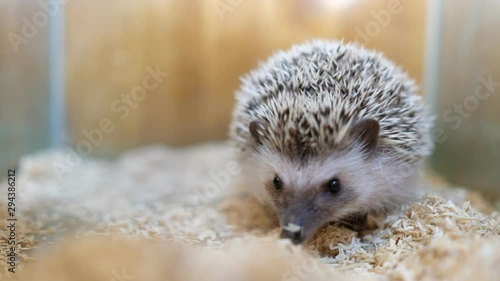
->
280, 223, 304, 244
278, 202, 327, 245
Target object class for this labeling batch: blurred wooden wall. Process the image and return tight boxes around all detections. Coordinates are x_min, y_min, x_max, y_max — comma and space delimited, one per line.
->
66, 0, 427, 155
431, 0, 500, 196
0, 1, 51, 172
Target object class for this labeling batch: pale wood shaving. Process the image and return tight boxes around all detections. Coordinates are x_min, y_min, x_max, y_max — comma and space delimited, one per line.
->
0, 144, 497, 280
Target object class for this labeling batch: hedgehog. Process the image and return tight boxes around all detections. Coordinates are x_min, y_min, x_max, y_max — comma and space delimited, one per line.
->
229, 40, 433, 244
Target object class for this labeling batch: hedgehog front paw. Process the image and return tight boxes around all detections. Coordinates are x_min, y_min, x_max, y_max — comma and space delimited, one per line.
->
338, 213, 379, 235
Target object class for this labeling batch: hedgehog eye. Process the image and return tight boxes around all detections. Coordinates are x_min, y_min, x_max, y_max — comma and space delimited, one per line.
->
273, 176, 283, 191
325, 178, 341, 194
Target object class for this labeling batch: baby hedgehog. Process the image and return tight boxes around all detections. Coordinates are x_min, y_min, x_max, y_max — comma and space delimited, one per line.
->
230, 40, 433, 244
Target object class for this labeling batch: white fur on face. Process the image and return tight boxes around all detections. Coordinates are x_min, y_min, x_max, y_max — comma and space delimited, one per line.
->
242, 144, 421, 218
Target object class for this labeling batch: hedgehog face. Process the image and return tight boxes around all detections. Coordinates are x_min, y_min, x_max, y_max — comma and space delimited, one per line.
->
263, 147, 376, 244
251, 119, 381, 244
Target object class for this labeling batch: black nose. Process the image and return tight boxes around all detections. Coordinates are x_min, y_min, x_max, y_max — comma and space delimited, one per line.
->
280, 223, 304, 244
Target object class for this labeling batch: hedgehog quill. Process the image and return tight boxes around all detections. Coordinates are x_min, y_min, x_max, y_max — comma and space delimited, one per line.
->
230, 40, 433, 244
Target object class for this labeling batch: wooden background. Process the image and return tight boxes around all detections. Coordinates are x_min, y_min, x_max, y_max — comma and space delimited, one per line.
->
0, 1, 51, 172
65, 0, 427, 155
432, 0, 500, 196
3, 0, 499, 195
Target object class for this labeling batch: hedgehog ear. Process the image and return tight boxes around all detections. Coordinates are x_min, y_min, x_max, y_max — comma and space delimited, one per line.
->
350, 118, 379, 157
249, 120, 266, 146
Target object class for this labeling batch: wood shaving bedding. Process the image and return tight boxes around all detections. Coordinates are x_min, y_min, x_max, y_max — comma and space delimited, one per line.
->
0, 143, 498, 280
